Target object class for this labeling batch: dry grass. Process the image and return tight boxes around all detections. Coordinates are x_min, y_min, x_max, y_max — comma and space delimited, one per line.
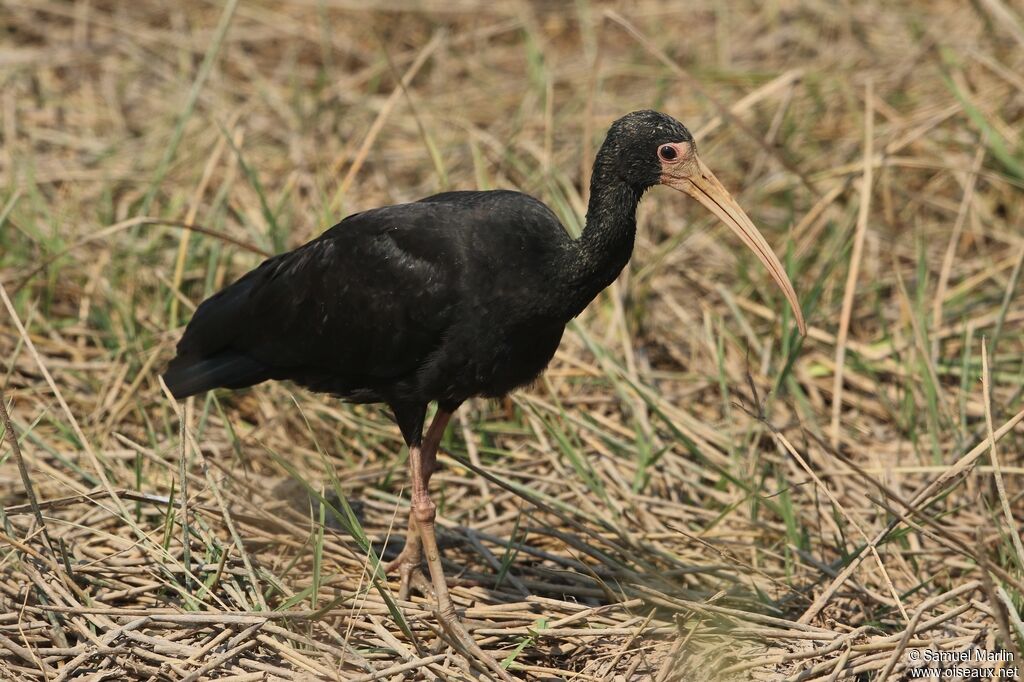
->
2, 1, 1024, 680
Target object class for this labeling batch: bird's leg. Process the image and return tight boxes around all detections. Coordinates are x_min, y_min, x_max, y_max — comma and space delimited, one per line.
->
407, 411, 516, 682
385, 516, 425, 600
386, 409, 450, 599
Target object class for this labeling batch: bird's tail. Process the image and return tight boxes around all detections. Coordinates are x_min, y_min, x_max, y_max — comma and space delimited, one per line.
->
162, 352, 270, 400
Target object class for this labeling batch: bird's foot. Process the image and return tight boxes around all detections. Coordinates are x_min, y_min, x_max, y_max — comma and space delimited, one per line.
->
385, 536, 432, 601
394, 562, 433, 601
387, 542, 514, 679
437, 606, 517, 682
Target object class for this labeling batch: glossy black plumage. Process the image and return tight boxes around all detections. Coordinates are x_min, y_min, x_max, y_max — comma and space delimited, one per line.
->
164, 111, 698, 441
163, 111, 804, 675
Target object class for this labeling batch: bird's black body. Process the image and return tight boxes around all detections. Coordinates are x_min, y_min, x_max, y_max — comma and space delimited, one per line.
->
166, 191, 572, 438
164, 111, 695, 441
162, 112, 803, 676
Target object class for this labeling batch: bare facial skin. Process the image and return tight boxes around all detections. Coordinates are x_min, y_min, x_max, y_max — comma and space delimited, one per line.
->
657, 142, 807, 336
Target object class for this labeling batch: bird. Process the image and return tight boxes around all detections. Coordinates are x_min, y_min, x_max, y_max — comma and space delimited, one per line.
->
163, 110, 805, 680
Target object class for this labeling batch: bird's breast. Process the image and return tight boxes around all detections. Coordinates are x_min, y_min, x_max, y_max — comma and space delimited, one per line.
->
419, 315, 566, 403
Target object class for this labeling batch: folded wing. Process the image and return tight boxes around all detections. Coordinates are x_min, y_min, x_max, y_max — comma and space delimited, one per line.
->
163, 204, 461, 400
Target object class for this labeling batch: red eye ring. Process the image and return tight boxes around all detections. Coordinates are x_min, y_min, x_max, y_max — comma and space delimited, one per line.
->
659, 144, 678, 161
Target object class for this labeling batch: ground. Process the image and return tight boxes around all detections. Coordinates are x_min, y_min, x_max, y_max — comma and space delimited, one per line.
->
1, 1, 1023, 680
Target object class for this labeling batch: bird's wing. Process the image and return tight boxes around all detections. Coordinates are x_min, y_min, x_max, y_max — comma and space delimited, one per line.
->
166, 204, 462, 397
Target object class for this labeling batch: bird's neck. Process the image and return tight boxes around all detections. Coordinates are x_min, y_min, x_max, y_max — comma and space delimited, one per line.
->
558, 174, 642, 319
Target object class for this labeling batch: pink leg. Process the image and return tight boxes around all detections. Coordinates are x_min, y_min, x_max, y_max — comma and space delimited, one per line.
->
386, 410, 450, 599
405, 410, 516, 681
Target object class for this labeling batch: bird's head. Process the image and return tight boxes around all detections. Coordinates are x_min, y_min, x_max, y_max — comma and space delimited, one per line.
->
601, 110, 806, 335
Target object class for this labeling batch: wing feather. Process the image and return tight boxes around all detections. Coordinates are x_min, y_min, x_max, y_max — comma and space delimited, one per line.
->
164, 204, 460, 398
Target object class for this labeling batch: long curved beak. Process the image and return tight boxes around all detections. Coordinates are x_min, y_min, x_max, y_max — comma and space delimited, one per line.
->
663, 156, 806, 336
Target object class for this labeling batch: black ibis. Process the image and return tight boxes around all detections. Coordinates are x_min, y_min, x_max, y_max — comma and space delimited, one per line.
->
163, 110, 805, 678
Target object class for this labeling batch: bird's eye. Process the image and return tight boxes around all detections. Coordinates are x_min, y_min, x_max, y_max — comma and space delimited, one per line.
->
658, 145, 678, 161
